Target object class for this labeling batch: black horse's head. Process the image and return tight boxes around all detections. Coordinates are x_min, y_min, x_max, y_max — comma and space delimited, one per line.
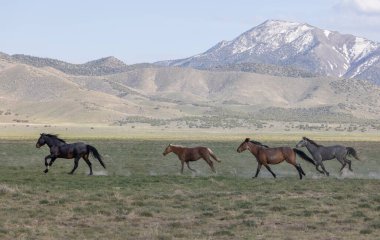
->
36, 133, 46, 148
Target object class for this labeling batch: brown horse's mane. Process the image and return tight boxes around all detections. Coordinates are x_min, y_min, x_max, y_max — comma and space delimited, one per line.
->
43, 133, 66, 143
249, 140, 269, 148
303, 137, 323, 147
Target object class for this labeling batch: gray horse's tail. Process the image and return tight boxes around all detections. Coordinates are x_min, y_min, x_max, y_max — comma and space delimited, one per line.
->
87, 145, 106, 168
347, 147, 360, 161
208, 148, 221, 162
293, 149, 315, 166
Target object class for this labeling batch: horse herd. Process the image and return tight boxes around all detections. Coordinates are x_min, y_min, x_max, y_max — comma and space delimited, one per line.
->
36, 133, 360, 179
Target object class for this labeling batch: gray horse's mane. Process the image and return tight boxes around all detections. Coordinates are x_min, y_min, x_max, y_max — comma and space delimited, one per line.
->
42, 133, 66, 143
303, 137, 323, 147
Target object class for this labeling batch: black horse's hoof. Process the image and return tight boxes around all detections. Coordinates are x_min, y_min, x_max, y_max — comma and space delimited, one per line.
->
43, 169, 48, 173
68, 172, 74, 175
326, 172, 330, 176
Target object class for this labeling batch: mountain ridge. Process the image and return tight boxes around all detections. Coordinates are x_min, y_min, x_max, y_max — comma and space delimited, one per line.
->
156, 19, 380, 84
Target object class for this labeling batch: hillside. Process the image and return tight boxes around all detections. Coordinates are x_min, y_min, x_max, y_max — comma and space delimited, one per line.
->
1, 54, 155, 76
1, 56, 379, 126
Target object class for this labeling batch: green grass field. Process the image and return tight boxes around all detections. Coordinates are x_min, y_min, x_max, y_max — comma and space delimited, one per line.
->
0, 139, 379, 239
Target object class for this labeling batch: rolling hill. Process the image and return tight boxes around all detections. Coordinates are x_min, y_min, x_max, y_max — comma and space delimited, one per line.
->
1, 54, 380, 125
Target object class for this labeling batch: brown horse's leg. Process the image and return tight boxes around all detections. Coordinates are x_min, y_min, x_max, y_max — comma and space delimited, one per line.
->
83, 155, 93, 175
203, 157, 216, 173
180, 161, 185, 174
294, 164, 303, 179
253, 163, 262, 178
264, 165, 276, 178
186, 162, 196, 172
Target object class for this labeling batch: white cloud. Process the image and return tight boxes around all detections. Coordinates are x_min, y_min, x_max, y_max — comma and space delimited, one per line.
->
338, 0, 380, 14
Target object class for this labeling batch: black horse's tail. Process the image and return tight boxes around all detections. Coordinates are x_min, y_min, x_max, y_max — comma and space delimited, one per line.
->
87, 145, 106, 168
347, 147, 360, 161
293, 148, 315, 166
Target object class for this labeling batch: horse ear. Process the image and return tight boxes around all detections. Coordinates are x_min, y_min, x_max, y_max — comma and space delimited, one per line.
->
302, 136, 306, 140
245, 138, 250, 142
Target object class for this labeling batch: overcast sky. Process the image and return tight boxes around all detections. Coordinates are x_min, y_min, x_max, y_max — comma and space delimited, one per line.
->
1, 0, 380, 64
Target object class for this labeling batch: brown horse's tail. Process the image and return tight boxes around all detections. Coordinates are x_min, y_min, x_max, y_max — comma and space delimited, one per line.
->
293, 149, 315, 166
208, 148, 221, 162
87, 145, 106, 169
347, 147, 360, 161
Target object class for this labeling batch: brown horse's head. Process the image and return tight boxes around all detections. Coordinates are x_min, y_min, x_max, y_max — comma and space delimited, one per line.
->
237, 138, 250, 153
163, 144, 173, 156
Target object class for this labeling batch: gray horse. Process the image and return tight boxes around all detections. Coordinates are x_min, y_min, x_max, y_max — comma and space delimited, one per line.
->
296, 137, 360, 176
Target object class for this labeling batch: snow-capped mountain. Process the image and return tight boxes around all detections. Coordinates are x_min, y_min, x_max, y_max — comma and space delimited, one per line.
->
157, 20, 380, 83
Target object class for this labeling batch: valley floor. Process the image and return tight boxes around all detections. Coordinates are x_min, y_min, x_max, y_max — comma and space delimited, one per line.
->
0, 139, 379, 239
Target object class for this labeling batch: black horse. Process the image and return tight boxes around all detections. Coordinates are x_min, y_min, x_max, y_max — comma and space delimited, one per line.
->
36, 133, 106, 175
296, 137, 360, 176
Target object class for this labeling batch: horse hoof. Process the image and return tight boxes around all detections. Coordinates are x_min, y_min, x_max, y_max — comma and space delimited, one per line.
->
43, 169, 48, 173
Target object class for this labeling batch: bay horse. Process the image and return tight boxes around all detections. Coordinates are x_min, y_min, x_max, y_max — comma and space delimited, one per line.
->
163, 144, 221, 173
36, 133, 106, 175
237, 138, 315, 179
296, 137, 360, 176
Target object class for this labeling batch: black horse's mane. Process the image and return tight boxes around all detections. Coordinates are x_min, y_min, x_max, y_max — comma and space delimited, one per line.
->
303, 137, 323, 147
43, 133, 66, 143
250, 140, 269, 148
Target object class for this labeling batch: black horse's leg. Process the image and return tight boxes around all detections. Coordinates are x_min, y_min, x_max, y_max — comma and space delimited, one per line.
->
69, 157, 80, 175
265, 165, 276, 178
253, 163, 262, 178
83, 156, 93, 176
44, 155, 51, 173
186, 162, 196, 172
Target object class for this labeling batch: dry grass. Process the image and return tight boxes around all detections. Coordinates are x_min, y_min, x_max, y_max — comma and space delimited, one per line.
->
0, 139, 379, 239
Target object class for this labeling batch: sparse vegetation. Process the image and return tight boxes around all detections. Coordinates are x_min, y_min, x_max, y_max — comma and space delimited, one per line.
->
0, 139, 379, 239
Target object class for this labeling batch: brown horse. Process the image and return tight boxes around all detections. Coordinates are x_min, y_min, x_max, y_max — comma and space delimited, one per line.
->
163, 144, 221, 173
237, 138, 315, 179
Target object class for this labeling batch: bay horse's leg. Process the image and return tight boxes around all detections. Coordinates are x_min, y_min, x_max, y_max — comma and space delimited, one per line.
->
69, 157, 80, 175
44, 155, 51, 173
253, 163, 262, 178
83, 155, 93, 176
186, 162, 196, 172
294, 164, 303, 179
264, 165, 276, 178
180, 160, 184, 174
